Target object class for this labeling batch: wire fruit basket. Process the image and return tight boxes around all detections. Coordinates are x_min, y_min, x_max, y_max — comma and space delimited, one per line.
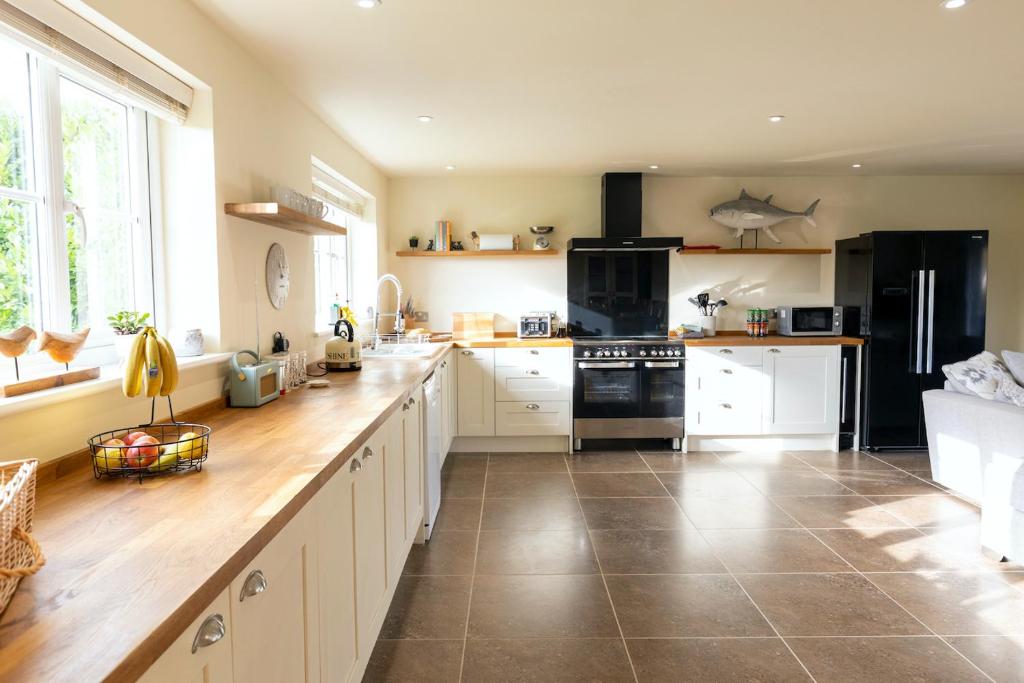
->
87, 397, 211, 482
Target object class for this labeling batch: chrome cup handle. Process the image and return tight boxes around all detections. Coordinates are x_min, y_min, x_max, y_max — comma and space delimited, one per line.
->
191, 614, 226, 654
239, 570, 267, 602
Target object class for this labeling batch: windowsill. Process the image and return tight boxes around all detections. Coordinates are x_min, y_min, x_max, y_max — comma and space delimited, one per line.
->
0, 352, 232, 419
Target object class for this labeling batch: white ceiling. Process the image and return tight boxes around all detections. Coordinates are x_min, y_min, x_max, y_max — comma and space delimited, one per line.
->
189, 0, 1024, 176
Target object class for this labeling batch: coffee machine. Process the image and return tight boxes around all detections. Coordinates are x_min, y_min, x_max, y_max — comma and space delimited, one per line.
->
325, 319, 361, 371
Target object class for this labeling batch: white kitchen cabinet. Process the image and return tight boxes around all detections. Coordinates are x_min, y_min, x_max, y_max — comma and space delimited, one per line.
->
315, 463, 358, 683
686, 344, 841, 444
138, 590, 233, 683
352, 427, 389, 664
403, 387, 424, 542
229, 505, 319, 683
457, 347, 495, 436
762, 345, 840, 434
494, 347, 571, 403
384, 409, 407, 584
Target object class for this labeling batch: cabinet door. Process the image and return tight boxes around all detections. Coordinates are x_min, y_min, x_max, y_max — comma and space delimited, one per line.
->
353, 431, 389, 663
229, 507, 318, 683
139, 590, 233, 683
315, 465, 358, 683
446, 354, 458, 449
762, 346, 840, 435
457, 348, 495, 436
404, 388, 423, 542
384, 410, 407, 583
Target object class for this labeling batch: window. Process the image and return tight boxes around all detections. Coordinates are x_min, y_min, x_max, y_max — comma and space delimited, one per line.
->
0, 32, 156, 376
311, 160, 377, 332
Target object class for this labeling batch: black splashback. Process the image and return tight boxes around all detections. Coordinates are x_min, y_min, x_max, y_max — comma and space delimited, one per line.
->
567, 249, 669, 338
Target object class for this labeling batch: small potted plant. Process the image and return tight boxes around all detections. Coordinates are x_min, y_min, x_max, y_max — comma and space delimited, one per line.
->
409, 235, 419, 249
108, 310, 151, 363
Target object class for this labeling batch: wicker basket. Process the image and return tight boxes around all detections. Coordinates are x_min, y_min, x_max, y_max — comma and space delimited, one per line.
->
0, 459, 45, 614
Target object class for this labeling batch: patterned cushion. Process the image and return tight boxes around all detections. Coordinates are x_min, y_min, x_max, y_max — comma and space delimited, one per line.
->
1003, 350, 1024, 386
996, 375, 1024, 408
942, 351, 1013, 401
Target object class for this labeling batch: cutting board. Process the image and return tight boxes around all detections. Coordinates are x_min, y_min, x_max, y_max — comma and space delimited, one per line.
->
452, 312, 495, 340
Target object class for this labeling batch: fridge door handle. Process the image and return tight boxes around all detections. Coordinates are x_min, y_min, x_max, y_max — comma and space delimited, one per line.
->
915, 270, 925, 374
926, 270, 936, 374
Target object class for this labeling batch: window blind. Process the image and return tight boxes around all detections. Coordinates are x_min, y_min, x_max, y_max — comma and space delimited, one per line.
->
312, 165, 367, 219
0, 0, 193, 123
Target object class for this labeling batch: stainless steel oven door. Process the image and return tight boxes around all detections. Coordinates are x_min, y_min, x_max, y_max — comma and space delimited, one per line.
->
573, 360, 641, 419
640, 359, 684, 419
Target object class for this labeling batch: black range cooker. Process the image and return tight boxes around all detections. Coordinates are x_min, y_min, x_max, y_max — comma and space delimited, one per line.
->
571, 339, 686, 451
567, 172, 686, 451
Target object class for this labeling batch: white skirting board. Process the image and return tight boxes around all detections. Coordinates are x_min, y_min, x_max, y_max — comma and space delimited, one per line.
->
451, 435, 571, 453
684, 433, 840, 452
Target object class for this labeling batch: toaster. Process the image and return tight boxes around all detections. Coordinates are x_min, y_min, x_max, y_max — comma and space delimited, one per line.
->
518, 311, 560, 338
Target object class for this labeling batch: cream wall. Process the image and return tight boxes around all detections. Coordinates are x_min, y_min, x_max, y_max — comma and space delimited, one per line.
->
1, 0, 388, 464
388, 175, 1024, 351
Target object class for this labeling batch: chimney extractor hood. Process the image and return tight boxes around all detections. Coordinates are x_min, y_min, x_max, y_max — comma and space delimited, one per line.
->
567, 173, 683, 251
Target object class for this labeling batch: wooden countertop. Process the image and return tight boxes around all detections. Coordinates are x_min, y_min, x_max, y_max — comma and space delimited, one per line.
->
0, 346, 452, 682
683, 333, 864, 347
452, 337, 573, 348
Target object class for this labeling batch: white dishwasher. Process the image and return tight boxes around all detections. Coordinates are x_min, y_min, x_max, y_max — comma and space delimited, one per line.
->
422, 372, 443, 540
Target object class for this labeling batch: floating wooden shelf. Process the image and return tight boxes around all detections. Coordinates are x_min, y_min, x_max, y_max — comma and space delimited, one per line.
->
395, 249, 559, 258
678, 248, 831, 255
224, 202, 346, 236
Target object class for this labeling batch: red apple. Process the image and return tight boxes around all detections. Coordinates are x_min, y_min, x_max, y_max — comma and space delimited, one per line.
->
125, 435, 160, 468
123, 431, 149, 446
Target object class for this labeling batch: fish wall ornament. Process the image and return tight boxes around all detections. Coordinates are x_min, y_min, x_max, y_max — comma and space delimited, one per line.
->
709, 190, 820, 244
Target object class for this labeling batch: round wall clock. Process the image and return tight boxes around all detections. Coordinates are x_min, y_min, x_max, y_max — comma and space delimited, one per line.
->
265, 242, 290, 309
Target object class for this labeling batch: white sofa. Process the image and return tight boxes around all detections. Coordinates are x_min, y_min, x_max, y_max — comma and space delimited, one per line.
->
923, 388, 1024, 561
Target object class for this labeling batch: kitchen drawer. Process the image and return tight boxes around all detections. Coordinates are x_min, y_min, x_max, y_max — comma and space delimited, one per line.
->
687, 395, 762, 435
495, 400, 571, 436
495, 366, 571, 402
693, 362, 764, 400
687, 345, 764, 367
494, 347, 571, 371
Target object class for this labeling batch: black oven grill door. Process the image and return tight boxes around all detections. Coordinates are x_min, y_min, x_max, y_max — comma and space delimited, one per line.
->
574, 363, 642, 419
640, 361, 685, 419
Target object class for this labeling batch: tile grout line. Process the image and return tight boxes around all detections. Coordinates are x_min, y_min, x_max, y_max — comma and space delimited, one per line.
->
643, 450, 820, 683
567, 450, 640, 683
456, 453, 489, 683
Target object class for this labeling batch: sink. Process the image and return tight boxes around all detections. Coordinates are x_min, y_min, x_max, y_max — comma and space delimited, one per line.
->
361, 343, 439, 358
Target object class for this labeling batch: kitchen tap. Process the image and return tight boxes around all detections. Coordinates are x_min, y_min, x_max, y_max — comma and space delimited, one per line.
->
373, 274, 404, 343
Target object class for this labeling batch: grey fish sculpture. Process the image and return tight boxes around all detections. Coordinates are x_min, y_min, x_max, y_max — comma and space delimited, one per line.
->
709, 190, 820, 244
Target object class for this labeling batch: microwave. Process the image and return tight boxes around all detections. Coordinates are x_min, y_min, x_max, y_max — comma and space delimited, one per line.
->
777, 306, 843, 336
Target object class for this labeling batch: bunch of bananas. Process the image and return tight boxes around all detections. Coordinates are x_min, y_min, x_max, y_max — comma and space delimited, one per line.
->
122, 327, 179, 398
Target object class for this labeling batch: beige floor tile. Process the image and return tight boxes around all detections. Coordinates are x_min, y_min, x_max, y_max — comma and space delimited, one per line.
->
589, 529, 725, 574
462, 638, 634, 682
627, 638, 811, 683
380, 575, 472, 639
475, 529, 598, 575
787, 636, 988, 683
606, 574, 774, 637
572, 472, 668, 497
565, 451, 650, 472
480, 497, 587, 531
485, 472, 576, 498
403, 530, 478, 575
467, 575, 619, 638
738, 573, 928, 636
771, 495, 907, 529
680, 495, 800, 530
486, 452, 569, 473
580, 498, 694, 530
701, 529, 851, 573
947, 635, 1024, 682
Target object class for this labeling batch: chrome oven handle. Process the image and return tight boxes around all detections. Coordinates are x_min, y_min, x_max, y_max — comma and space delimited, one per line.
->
644, 361, 680, 368
576, 361, 636, 369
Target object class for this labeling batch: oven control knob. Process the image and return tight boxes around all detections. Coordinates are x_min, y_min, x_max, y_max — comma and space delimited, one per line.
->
583, 350, 592, 358
601, 349, 610, 358
639, 349, 647, 357
658, 350, 666, 357
611, 350, 619, 357
673, 349, 682, 356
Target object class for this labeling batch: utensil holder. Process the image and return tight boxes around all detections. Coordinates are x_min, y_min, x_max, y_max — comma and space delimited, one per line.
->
699, 315, 718, 337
